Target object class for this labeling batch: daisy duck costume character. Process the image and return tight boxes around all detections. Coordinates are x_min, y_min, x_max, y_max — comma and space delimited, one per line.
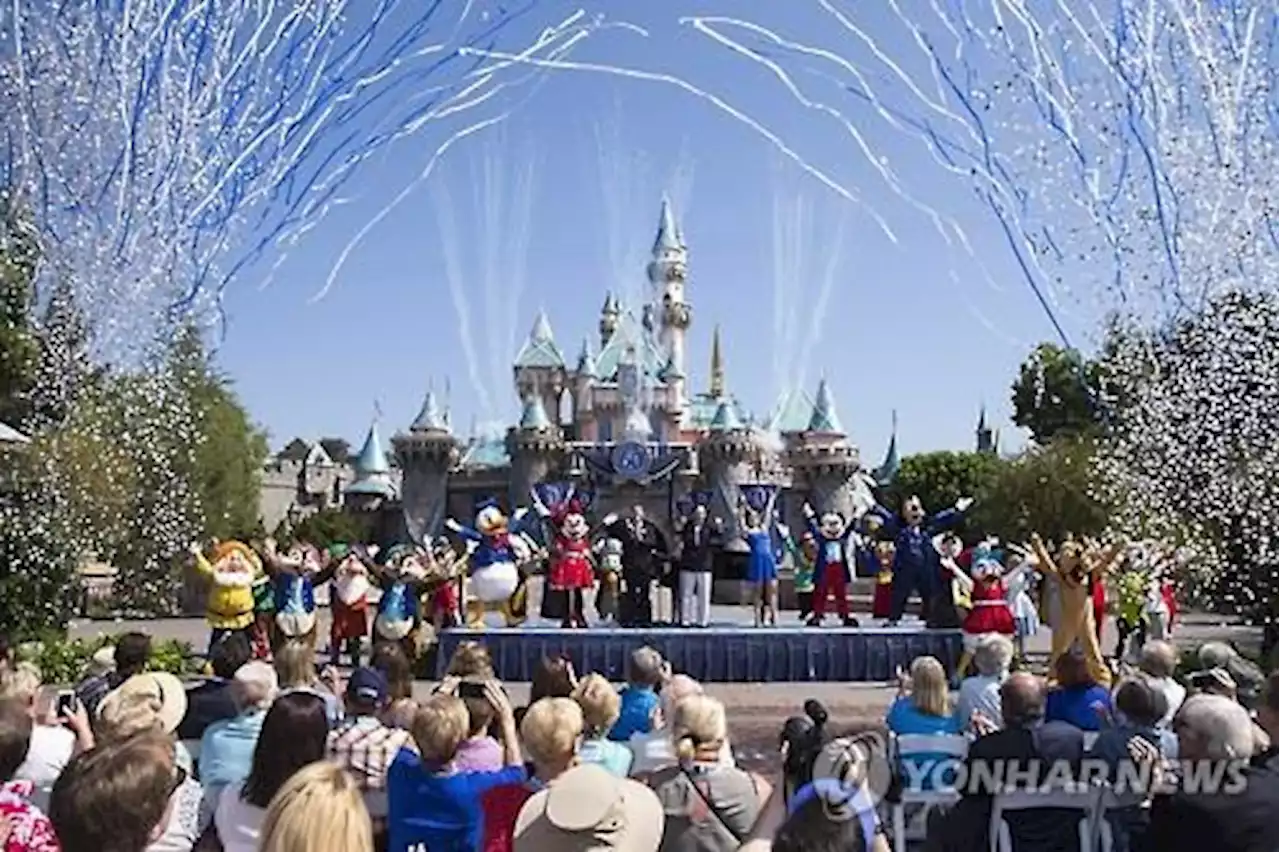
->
445, 498, 536, 629
327, 543, 378, 668
867, 495, 972, 625
801, 503, 860, 628
191, 540, 261, 655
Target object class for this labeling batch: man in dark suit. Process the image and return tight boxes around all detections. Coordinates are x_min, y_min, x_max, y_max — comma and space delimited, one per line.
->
615, 506, 665, 627
924, 672, 1087, 852
677, 506, 721, 627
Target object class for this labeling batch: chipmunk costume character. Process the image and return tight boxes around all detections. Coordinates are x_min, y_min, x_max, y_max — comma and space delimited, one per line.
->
328, 543, 376, 667
1030, 534, 1124, 686
595, 538, 623, 624
424, 537, 468, 631
446, 499, 533, 629
372, 545, 430, 657
191, 540, 261, 654
267, 540, 332, 648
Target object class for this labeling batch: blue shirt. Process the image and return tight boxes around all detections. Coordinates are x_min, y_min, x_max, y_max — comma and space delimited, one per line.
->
386, 747, 526, 852
579, 736, 634, 777
608, 685, 658, 742
1045, 684, 1113, 731
886, 696, 963, 791
198, 710, 266, 790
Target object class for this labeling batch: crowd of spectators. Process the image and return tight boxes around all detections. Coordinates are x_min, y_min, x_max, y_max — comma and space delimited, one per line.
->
0, 629, 1272, 852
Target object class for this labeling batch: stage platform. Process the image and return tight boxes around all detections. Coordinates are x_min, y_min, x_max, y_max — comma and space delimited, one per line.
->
434, 625, 964, 683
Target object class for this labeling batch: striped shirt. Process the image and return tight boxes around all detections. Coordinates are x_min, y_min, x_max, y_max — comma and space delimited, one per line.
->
327, 715, 410, 792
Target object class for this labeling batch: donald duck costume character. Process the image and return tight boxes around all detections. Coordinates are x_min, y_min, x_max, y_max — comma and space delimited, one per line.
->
190, 540, 261, 654
446, 498, 534, 629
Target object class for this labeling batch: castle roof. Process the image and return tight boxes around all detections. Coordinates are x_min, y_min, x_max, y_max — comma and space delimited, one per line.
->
459, 436, 510, 469
657, 352, 684, 381
653, 196, 683, 253
576, 339, 597, 379
708, 398, 745, 432
346, 422, 396, 497
687, 394, 749, 430
519, 396, 553, 431
514, 310, 566, 370
771, 388, 818, 434
594, 312, 667, 381
410, 389, 449, 433
807, 378, 844, 434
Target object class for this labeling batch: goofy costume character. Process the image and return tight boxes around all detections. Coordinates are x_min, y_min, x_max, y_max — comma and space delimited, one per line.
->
328, 543, 377, 668
802, 503, 860, 628
445, 498, 536, 629
868, 495, 972, 625
191, 540, 260, 655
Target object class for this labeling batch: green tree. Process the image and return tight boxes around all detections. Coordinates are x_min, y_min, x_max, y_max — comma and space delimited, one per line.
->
290, 508, 371, 549
971, 435, 1110, 545
0, 193, 41, 427
883, 450, 1002, 530
1011, 343, 1104, 445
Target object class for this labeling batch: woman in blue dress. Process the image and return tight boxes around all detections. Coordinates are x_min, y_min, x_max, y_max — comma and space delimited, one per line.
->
740, 498, 780, 627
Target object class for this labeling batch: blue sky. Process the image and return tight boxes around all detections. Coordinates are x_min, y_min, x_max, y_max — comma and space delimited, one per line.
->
214, 2, 1084, 460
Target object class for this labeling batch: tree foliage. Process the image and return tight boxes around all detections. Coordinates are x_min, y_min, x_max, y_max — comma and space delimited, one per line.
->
1096, 290, 1279, 632
287, 508, 371, 550
883, 450, 1002, 528
1010, 342, 1105, 445
0, 194, 41, 428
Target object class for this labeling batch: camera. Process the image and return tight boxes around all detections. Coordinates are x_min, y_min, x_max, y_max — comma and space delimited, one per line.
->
779, 699, 829, 798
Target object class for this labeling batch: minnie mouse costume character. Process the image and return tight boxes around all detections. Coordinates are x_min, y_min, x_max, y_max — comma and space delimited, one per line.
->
531, 485, 615, 628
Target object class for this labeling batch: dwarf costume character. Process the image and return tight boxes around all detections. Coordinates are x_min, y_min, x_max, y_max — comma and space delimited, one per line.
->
328, 543, 376, 668
802, 504, 859, 628
1030, 534, 1124, 687
192, 540, 260, 655
868, 495, 970, 625
249, 552, 275, 660
869, 541, 896, 620
423, 537, 467, 631
446, 499, 533, 629
779, 528, 817, 620
594, 538, 623, 624
267, 540, 333, 649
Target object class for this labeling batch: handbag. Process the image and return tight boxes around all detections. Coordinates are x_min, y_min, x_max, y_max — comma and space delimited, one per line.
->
679, 766, 755, 844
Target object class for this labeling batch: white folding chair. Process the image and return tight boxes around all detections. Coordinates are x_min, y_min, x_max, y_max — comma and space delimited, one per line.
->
890, 733, 970, 852
1094, 786, 1149, 852
989, 783, 1101, 852
1081, 732, 1100, 750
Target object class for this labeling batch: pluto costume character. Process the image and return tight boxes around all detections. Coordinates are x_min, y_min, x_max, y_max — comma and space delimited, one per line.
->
191, 540, 261, 655
446, 499, 533, 629
1030, 533, 1124, 686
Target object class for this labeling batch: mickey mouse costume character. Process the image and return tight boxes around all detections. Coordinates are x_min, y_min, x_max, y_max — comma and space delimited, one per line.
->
802, 503, 859, 628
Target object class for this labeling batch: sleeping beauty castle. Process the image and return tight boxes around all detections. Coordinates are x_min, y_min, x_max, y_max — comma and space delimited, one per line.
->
260, 199, 933, 547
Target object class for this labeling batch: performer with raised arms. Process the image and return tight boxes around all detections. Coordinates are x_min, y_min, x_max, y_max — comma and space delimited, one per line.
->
801, 504, 859, 628
445, 498, 535, 629
867, 495, 972, 625
739, 491, 782, 627
1029, 533, 1125, 686
190, 539, 261, 654
327, 543, 378, 667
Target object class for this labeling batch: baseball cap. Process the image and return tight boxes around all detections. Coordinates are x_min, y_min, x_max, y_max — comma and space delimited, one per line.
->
346, 667, 388, 705
513, 763, 663, 852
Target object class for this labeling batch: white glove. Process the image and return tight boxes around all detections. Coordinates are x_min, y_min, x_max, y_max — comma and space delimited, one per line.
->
955, 497, 974, 512
444, 518, 462, 533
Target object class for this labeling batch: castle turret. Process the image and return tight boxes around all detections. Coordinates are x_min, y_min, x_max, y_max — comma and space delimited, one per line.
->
345, 419, 397, 511
976, 405, 997, 454
507, 396, 563, 507
874, 410, 901, 485
573, 338, 598, 442
699, 397, 754, 539
393, 388, 458, 542
599, 292, 620, 349
709, 325, 725, 399
647, 198, 691, 406
788, 378, 863, 520
514, 310, 567, 423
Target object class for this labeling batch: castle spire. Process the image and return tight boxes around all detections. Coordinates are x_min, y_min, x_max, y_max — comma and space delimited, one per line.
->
410, 386, 449, 433
653, 195, 683, 253
709, 325, 725, 398
346, 418, 396, 500
807, 377, 844, 434
514, 310, 565, 369
875, 410, 900, 484
976, 403, 996, 454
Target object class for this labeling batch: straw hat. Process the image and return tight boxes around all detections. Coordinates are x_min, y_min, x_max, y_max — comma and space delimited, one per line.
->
101, 672, 188, 735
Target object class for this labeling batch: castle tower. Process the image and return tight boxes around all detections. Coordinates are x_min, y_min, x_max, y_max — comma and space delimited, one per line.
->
599, 293, 620, 349
647, 198, 691, 406
573, 338, 597, 442
345, 419, 397, 512
507, 395, 563, 507
699, 398, 754, 539
513, 310, 567, 422
787, 378, 863, 520
976, 405, 997, 454
393, 388, 458, 542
